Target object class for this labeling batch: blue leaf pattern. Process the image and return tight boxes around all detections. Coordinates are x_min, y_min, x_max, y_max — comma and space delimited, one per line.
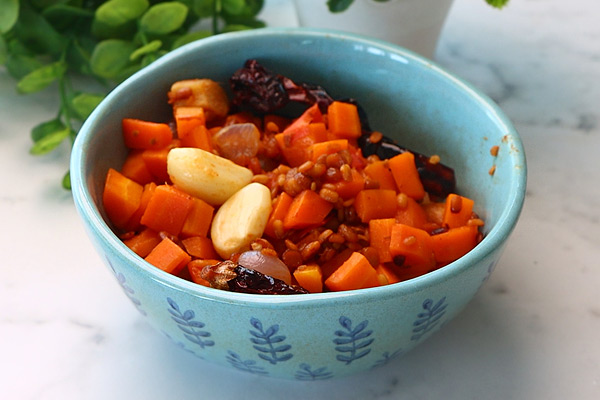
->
482, 260, 497, 283
249, 317, 293, 364
333, 316, 374, 364
167, 298, 215, 349
226, 351, 268, 376
295, 363, 334, 380
107, 259, 146, 316
371, 348, 405, 369
411, 297, 448, 341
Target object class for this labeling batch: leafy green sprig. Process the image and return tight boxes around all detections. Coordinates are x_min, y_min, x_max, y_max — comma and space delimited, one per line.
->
0, 0, 264, 189
326, 0, 510, 13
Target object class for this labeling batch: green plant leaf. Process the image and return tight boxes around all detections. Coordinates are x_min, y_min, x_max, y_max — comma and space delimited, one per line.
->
191, 0, 215, 18
62, 169, 71, 190
326, 0, 355, 13
30, 122, 71, 155
5, 53, 42, 79
223, 0, 263, 18
486, 0, 510, 8
130, 39, 162, 61
222, 22, 263, 32
96, 0, 149, 27
90, 39, 136, 79
140, 2, 188, 35
42, 4, 94, 31
16, 61, 67, 93
12, 6, 66, 56
0, 35, 7, 65
31, 118, 66, 142
171, 30, 211, 49
221, 0, 245, 15
0, 0, 19, 34
71, 92, 105, 120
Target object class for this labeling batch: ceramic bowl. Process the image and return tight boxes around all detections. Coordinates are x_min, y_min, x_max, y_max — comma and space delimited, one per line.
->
71, 28, 526, 380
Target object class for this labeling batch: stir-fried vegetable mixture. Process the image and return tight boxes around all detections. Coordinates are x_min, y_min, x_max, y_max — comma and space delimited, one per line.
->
102, 60, 484, 294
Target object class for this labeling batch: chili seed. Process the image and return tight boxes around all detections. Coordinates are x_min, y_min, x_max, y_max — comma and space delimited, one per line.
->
489, 165, 497, 176
369, 131, 383, 143
490, 145, 500, 157
428, 154, 441, 164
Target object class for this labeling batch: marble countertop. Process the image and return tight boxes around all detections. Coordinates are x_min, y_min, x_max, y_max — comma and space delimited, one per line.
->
2, 0, 599, 398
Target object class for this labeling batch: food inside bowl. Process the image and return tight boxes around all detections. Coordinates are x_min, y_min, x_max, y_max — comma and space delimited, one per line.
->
102, 60, 485, 294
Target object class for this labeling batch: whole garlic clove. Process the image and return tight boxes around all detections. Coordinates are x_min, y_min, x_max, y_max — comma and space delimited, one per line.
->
167, 147, 253, 206
211, 183, 272, 259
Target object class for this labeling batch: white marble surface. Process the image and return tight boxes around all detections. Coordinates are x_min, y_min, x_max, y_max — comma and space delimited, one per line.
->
2, 0, 599, 398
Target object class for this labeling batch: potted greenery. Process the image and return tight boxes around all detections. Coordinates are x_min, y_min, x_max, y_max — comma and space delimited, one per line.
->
293, 0, 509, 59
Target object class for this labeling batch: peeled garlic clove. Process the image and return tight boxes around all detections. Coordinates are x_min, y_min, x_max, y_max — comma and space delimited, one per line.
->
167, 147, 253, 206
211, 183, 272, 259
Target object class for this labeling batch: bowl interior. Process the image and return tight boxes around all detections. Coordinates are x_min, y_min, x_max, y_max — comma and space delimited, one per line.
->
72, 28, 526, 299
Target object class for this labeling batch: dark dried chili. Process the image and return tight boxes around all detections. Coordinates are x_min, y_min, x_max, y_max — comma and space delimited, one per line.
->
230, 59, 456, 198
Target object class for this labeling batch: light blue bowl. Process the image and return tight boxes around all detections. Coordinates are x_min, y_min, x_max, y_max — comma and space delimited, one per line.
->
71, 28, 526, 380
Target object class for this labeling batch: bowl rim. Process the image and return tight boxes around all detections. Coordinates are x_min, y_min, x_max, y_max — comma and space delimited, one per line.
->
71, 27, 527, 307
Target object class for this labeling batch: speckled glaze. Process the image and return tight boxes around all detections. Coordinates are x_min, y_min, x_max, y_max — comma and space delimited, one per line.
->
70, 28, 526, 380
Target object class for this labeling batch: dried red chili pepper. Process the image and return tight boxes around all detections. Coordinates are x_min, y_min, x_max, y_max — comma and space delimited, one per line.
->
201, 260, 308, 295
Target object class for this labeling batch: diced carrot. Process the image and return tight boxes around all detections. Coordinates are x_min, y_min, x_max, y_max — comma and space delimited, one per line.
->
275, 104, 325, 166
103, 168, 144, 230
264, 192, 293, 238
389, 224, 436, 274
442, 193, 475, 229
182, 125, 213, 151
333, 168, 365, 200
423, 200, 446, 225
140, 184, 194, 236
121, 150, 154, 185
175, 106, 205, 136
376, 264, 402, 285
430, 225, 478, 264
324, 252, 380, 292
144, 237, 191, 275
327, 101, 362, 139
395, 195, 428, 229
187, 259, 220, 286
354, 189, 398, 223
174, 106, 213, 150
388, 151, 425, 200
364, 160, 397, 191
123, 228, 161, 258
123, 182, 157, 231
283, 189, 334, 230
180, 197, 215, 238
310, 139, 348, 162
122, 118, 173, 150
320, 248, 354, 280
181, 236, 219, 259
309, 122, 328, 142
142, 139, 179, 183
293, 264, 323, 293
368, 218, 396, 263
